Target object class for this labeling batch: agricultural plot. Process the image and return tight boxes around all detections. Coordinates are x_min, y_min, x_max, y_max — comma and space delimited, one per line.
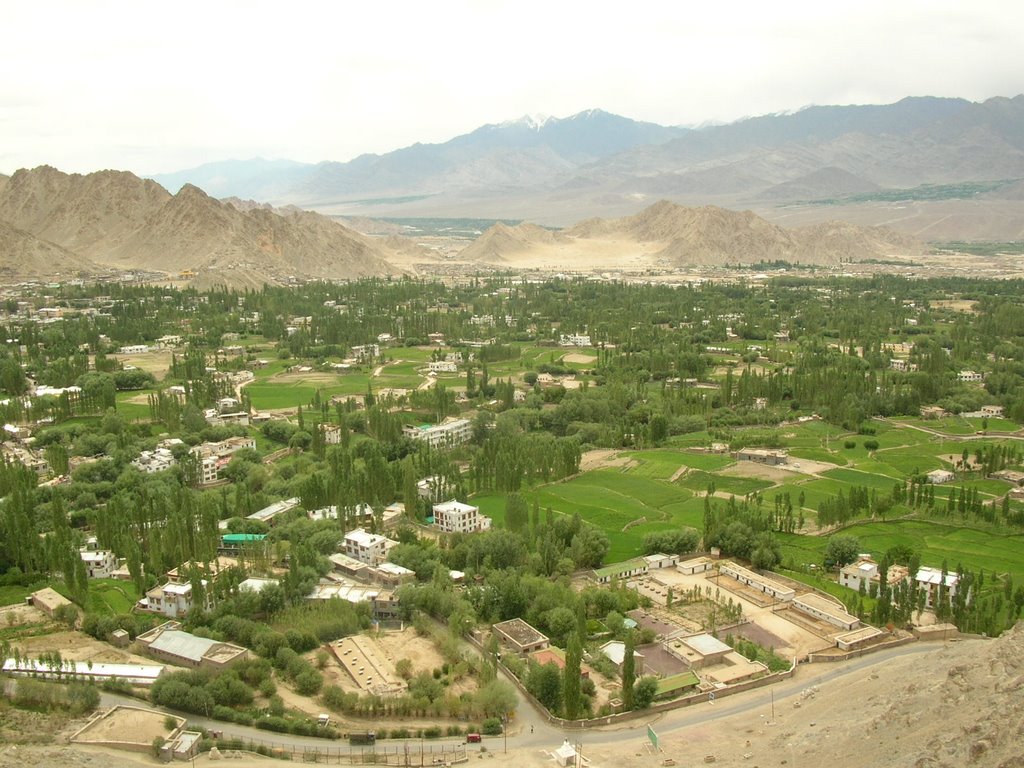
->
620, 450, 733, 479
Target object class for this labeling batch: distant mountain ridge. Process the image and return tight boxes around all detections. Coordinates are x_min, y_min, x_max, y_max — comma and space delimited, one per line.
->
146, 96, 1024, 231
0, 166, 409, 287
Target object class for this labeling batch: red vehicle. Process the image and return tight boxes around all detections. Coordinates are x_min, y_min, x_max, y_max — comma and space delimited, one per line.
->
466, 733, 482, 743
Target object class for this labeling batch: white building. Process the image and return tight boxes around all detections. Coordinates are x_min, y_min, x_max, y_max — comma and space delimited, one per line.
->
958, 370, 984, 382
118, 344, 150, 355
926, 469, 955, 484
428, 360, 458, 373
132, 447, 177, 474
191, 436, 256, 485
559, 333, 591, 347
351, 344, 380, 361
79, 549, 118, 579
143, 581, 212, 618
432, 500, 491, 534
402, 418, 473, 449
916, 567, 961, 609
343, 528, 398, 566
321, 423, 342, 445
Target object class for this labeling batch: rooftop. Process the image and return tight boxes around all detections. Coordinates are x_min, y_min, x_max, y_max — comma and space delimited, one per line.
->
682, 633, 732, 657
493, 618, 549, 648
594, 558, 647, 578
655, 670, 700, 696
148, 630, 222, 663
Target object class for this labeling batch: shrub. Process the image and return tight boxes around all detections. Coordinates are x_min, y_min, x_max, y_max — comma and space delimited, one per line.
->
863, 439, 879, 451
256, 716, 291, 734
843, 440, 856, 449
481, 718, 503, 736
423, 726, 442, 739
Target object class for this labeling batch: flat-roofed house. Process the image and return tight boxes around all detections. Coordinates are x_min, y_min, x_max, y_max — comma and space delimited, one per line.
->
432, 500, 491, 533
343, 528, 397, 566
492, 618, 550, 657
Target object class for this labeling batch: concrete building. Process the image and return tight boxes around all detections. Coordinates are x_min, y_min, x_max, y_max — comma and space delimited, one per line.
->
592, 558, 648, 584
958, 370, 984, 383
916, 567, 961, 609
29, 587, 73, 618
981, 404, 1005, 417
306, 580, 400, 620
351, 344, 380, 361
559, 333, 592, 347
677, 556, 715, 575
926, 469, 955, 484
79, 548, 118, 579
343, 528, 398, 566
142, 581, 212, 618
718, 562, 796, 602
117, 345, 150, 355
432, 500, 491, 533
673, 633, 732, 669
321, 424, 342, 445
734, 448, 788, 466
132, 447, 177, 474
920, 406, 948, 420
643, 553, 678, 570
792, 593, 860, 631
402, 418, 473, 449
191, 436, 257, 485
428, 360, 458, 373
137, 622, 247, 669
493, 618, 550, 657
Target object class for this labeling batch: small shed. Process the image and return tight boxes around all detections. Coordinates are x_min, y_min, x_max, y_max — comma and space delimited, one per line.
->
110, 628, 130, 648
554, 740, 577, 767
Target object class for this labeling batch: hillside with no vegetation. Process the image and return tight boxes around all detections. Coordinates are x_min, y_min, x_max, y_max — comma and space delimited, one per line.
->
457, 200, 922, 269
0, 166, 422, 287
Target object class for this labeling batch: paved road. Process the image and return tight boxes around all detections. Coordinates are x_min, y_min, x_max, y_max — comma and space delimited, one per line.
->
95, 640, 945, 753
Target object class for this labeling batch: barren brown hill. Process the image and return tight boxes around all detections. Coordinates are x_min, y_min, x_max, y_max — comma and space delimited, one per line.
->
0, 166, 171, 256
0, 221, 102, 279
458, 222, 566, 262
559, 200, 921, 266
0, 167, 403, 286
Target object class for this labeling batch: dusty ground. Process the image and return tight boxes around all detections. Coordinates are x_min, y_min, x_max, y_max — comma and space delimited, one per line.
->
109, 350, 174, 381
15, 630, 154, 667
561, 353, 597, 365
72, 707, 178, 747
579, 450, 636, 473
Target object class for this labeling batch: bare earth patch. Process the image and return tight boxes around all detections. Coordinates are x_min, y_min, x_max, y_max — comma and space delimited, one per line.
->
561, 352, 597, 364
71, 706, 178, 747
579, 449, 636, 473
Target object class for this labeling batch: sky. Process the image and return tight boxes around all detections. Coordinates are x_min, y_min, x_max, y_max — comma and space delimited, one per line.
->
2, 0, 1023, 176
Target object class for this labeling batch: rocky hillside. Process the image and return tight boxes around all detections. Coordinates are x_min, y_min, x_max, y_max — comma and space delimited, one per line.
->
0, 167, 404, 286
458, 222, 566, 262
464, 200, 922, 266
0, 221, 102, 279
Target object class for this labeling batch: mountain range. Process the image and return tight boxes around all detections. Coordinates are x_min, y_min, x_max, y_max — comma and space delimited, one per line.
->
0, 166, 415, 288
0, 166, 923, 286
149, 96, 1024, 234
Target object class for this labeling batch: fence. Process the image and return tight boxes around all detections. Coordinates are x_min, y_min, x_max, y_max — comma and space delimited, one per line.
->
208, 734, 468, 765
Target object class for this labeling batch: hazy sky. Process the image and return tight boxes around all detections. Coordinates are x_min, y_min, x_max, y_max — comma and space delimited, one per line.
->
3, 0, 1022, 175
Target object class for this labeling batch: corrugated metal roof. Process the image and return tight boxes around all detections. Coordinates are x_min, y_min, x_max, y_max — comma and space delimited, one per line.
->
148, 630, 220, 662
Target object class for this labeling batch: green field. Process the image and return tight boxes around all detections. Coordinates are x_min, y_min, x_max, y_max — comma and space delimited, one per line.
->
474, 418, 1024, 580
